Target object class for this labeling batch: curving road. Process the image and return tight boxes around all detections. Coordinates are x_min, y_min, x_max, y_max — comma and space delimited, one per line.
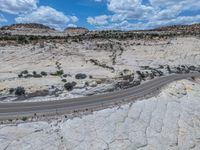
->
0, 73, 199, 120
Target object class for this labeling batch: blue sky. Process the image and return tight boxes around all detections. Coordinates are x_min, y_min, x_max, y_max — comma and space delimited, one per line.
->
0, 0, 200, 31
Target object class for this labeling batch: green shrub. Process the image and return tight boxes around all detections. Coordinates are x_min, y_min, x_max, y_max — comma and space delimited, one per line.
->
21, 116, 27, 121
15, 87, 25, 96
62, 79, 67, 82
17, 36, 30, 44
41, 71, 47, 76
50, 70, 64, 76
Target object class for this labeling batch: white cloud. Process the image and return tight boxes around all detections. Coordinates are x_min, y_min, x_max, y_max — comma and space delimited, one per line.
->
0, 1, 79, 30
70, 16, 79, 23
67, 24, 77, 28
148, 15, 200, 28
89, 0, 200, 30
108, 0, 154, 21
99, 15, 200, 31
0, 0, 38, 14
87, 15, 110, 26
15, 6, 79, 30
150, 0, 200, 21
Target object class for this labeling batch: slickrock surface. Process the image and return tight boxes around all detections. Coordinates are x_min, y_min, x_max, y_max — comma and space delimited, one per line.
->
0, 78, 200, 150
0, 36, 200, 102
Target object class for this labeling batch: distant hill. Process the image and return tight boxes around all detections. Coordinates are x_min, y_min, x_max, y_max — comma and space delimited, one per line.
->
154, 23, 200, 32
0, 23, 62, 36
0, 23, 90, 36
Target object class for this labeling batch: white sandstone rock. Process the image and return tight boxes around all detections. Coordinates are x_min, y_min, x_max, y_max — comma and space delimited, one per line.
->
0, 79, 200, 149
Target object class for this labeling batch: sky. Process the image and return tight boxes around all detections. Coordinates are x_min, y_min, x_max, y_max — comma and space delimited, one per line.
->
0, 0, 200, 31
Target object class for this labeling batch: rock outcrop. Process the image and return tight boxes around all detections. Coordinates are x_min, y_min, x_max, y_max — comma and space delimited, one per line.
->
64, 27, 89, 36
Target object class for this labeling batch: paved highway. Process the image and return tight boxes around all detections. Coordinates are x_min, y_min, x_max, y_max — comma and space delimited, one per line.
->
0, 73, 199, 120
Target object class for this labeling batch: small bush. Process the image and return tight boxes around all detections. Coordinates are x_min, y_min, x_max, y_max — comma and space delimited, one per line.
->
32, 71, 37, 75
21, 116, 27, 121
33, 74, 42, 78
62, 79, 67, 82
15, 87, 25, 96
21, 70, 28, 74
9, 88, 15, 94
63, 74, 68, 78
50, 70, 64, 76
18, 74, 23, 78
85, 82, 89, 86
64, 82, 74, 91
41, 71, 47, 76
71, 81, 77, 87
24, 74, 33, 78
75, 73, 87, 79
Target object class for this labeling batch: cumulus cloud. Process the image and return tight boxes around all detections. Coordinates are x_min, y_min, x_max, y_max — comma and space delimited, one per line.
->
89, 0, 200, 30
98, 15, 200, 31
108, 0, 154, 20
87, 15, 110, 26
67, 24, 77, 28
0, 0, 38, 14
70, 16, 79, 23
0, 0, 79, 30
15, 6, 78, 30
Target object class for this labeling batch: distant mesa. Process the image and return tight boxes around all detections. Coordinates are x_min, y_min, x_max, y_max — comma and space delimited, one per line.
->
64, 27, 89, 35
0, 23, 58, 36
0, 23, 55, 31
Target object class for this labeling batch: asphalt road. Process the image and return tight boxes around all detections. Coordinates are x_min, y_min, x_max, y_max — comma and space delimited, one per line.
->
0, 73, 199, 120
